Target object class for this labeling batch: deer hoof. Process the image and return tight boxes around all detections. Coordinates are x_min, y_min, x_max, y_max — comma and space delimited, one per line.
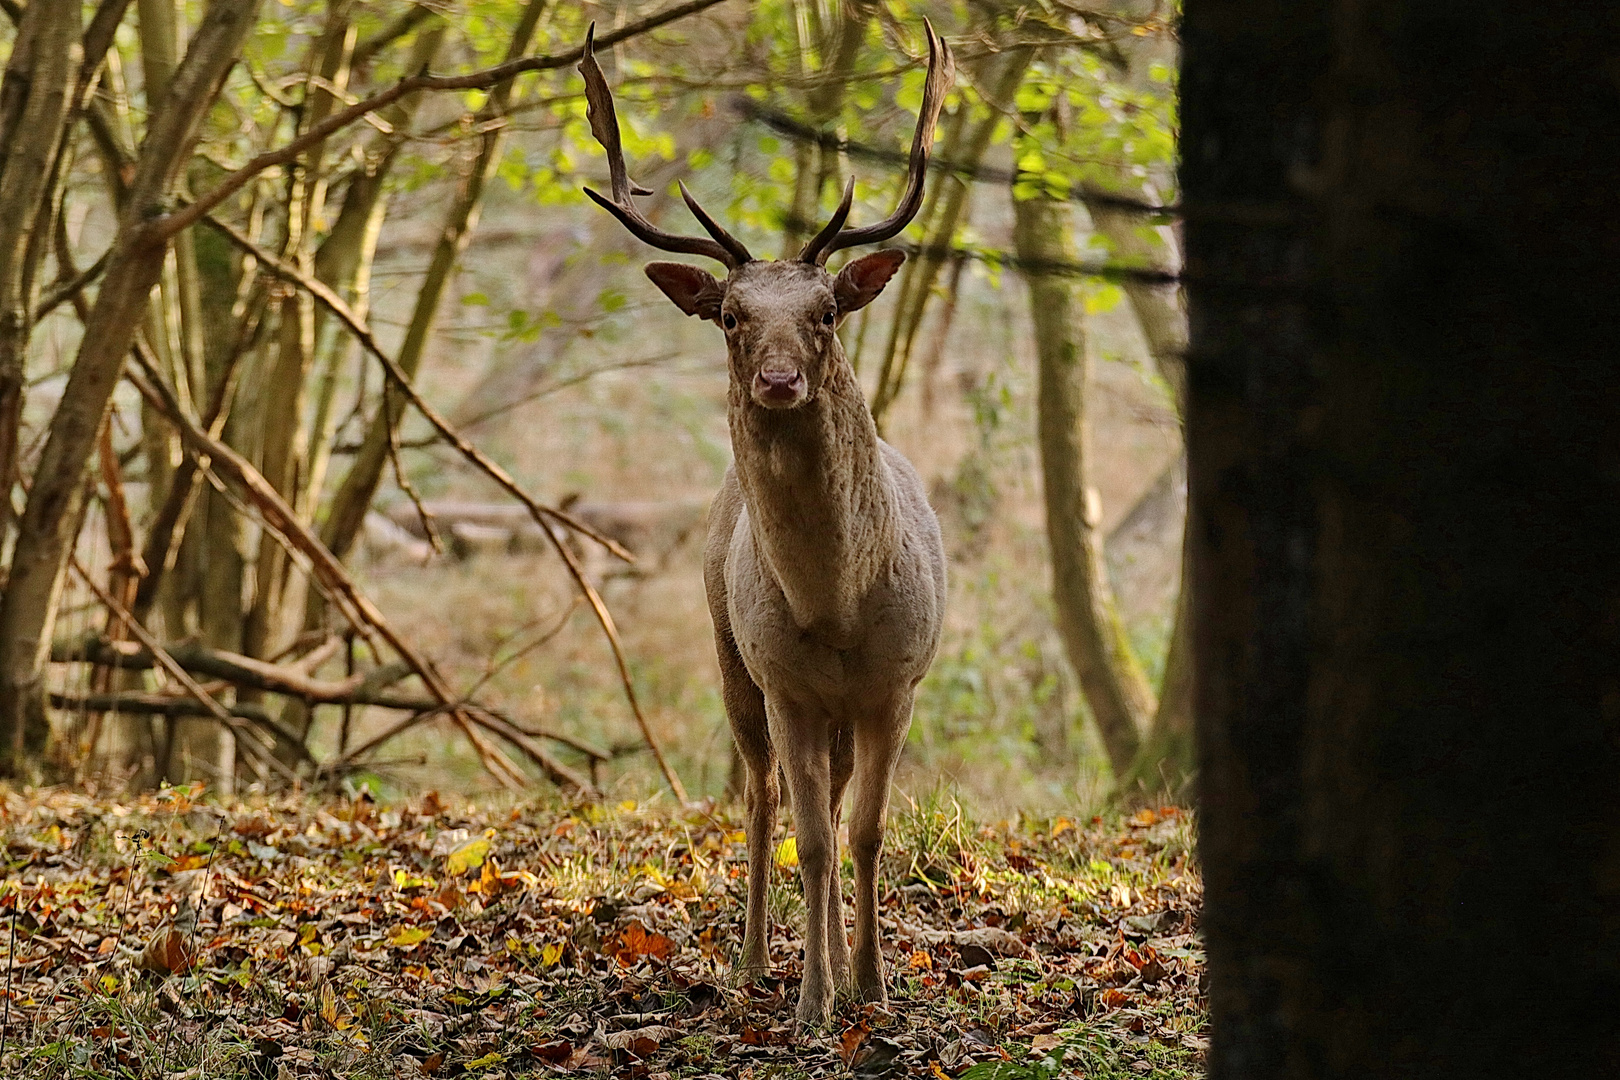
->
855, 972, 888, 1004
796, 986, 834, 1029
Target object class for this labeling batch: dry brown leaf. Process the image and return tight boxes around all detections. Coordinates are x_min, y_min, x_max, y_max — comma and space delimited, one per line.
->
135, 928, 196, 975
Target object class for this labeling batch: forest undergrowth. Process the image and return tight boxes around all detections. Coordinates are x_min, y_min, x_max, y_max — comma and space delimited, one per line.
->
0, 785, 1203, 1079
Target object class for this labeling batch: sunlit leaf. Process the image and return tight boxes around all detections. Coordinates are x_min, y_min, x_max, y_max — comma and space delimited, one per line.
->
388, 925, 433, 948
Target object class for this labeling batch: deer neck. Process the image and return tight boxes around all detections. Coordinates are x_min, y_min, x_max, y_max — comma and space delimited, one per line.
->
729, 358, 897, 647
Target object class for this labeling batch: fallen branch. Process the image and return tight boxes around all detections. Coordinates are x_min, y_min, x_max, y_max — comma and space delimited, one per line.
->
51, 691, 281, 724
66, 559, 306, 783
199, 212, 689, 803
125, 348, 533, 791
52, 637, 419, 707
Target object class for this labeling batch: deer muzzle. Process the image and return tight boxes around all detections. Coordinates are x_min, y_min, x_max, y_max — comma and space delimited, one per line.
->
752, 367, 807, 408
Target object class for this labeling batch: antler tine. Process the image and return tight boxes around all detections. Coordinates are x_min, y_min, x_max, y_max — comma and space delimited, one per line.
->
678, 181, 754, 266
801, 19, 956, 266
797, 177, 855, 265
578, 24, 750, 269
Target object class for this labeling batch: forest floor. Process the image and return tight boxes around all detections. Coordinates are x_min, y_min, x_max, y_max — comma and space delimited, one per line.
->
0, 786, 1204, 1079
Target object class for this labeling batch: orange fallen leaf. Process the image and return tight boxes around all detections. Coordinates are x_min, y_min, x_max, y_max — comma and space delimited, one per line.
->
607, 920, 675, 966
839, 1022, 871, 1067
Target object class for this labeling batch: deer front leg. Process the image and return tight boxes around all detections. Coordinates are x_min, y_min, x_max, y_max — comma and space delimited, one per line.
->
826, 721, 855, 993
849, 699, 911, 1003
778, 718, 835, 1028
718, 636, 776, 980
740, 749, 779, 978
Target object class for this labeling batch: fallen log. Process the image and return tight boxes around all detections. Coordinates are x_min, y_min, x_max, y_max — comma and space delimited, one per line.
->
52, 636, 416, 705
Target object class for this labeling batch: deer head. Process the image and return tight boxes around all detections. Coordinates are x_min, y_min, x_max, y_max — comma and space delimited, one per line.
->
578, 22, 954, 410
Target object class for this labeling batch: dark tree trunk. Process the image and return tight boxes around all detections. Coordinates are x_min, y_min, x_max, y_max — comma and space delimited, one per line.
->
1184, 2, 1620, 1078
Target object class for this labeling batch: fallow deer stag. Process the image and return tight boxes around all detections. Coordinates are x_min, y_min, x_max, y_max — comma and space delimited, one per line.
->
579, 24, 953, 1026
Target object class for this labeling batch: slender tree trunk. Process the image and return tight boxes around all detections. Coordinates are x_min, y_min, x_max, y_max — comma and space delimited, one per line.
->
0, 0, 82, 548
1093, 200, 1193, 796
295, 14, 443, 609
869, 47, 1032, 429
1185, 2, 1620, 1076
1015, 191, 1153, 778
1084, 198, 1185, 403
777, 0, 873, 256
0, 0, 263, 773
242, 2, 357, 666
319, 0, 547, 563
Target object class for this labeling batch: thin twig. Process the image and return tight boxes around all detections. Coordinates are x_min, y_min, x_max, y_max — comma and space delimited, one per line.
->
126, 351, 538, 792
68, 559, 304, 785
383, 382, 444, 556
149, 0, 731, 243
33, 244, 112, 320
196, 213, 687, 801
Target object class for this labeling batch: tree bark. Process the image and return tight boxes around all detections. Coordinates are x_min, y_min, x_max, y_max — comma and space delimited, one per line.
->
1015, 191, 1154, 779
1185, 1, 1620, 1076
0, 0, 82, 548
0, 0, 263, 772
242, 1, 357, 665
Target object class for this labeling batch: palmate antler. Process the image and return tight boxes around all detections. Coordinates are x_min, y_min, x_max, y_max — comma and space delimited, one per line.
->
798, 19, 955, 266
578, 24, 753, 269
579, 19, 954, 270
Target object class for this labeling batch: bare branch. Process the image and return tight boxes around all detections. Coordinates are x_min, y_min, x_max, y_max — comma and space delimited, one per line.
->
199, 212, 636, 564
33, 244, 111, 319
196, 213, 687, 801
125, 345, 534, 792
151, 0, 731, 242
352, 4, 438, 69
66, 558, 305, 784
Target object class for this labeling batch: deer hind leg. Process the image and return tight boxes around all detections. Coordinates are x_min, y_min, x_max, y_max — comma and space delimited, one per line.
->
849, 694, 912, 1003
719, 633, 776, 979
826, 720, 855, 993
775, 707, 835, 1027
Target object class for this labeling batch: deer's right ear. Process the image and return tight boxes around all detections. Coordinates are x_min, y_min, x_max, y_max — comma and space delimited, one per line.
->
645, 262, 725, 322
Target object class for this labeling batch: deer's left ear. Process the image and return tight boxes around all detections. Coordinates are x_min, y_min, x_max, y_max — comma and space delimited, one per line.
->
833, 250, 906, 314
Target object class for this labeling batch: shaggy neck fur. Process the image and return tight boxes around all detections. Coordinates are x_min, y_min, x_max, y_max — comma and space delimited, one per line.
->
728, 349, 897, 648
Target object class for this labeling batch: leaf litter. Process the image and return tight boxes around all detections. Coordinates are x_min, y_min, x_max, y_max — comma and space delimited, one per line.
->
0, 785, 1204, 1078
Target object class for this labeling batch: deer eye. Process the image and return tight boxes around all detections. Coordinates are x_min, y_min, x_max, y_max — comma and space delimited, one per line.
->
821, 311, 835, 326
723, 313, 737, 330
